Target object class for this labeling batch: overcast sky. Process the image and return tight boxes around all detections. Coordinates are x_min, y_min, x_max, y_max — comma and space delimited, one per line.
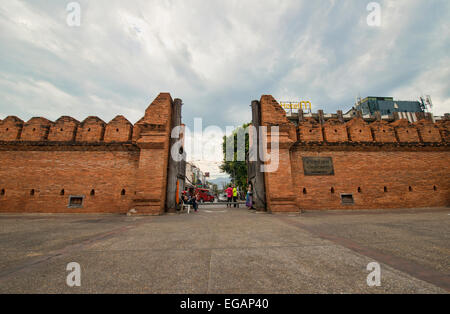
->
0, 0, 449, 179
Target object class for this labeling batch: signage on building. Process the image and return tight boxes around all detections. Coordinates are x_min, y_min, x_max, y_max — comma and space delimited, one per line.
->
302, 157, 335, 176
280, 101, 312, 113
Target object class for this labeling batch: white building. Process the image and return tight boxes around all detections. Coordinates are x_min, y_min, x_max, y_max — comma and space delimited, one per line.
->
185, 162, 207, 188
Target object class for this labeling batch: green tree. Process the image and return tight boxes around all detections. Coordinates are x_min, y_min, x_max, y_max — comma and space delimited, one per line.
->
219, 123, 250, 191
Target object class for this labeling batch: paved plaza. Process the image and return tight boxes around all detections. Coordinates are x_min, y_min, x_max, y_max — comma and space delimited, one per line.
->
0, 206, 448, 293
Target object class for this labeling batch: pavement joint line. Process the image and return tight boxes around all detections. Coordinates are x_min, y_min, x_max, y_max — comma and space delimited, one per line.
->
206, 250, 213, 294
300, 207, 450, 216
37, 243, 338, 254
0, 217, 153, 282
276, 215, 450, 292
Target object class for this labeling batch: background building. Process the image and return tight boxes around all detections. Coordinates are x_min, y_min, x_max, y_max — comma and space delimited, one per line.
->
354, 96, 426, 116
185, 162, 207, 188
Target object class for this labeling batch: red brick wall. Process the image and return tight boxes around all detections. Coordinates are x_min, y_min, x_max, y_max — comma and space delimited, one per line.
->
392, 120, 420, 143
260, 95, 299, 213
437, 119, 450, 142
298, 118, 323, 142
323, 120, 348, 143
20, 117, 52, 142
105, 116, 133, 143
370, 121, 397, 143
260, 95, 450, 212
0, 116, 23, 141
415, 120, 442, 143
291, 149, 450, 210
0, 147, 139, 213
133, 93, 173, 215
76, 117, 106, 143
0, 93, 174, 215
347, 118, 373, 142
48, 116, 79, 142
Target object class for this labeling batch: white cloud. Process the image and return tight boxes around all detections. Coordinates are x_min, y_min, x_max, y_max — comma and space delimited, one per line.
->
0, 0, 449, 175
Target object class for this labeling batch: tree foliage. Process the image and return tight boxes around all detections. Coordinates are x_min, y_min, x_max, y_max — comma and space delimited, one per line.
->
219, 123, 250, 191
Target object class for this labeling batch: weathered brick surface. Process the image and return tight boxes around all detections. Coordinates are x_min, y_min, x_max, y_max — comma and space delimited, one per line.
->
0, 147, 138, 213
104, 116, 133, 143
291, 148, 450, 210
20, 117, 52, 142
76, 117, 106, 143
392, 119, 420, 143
133, 93, 173, 215
415, 120, 442, 143
260, 95, 299, 213
298, 118, 323, 142
323, 119, 348, 143
346, 118, 373, 142
370, 120, 397, 143
437, 119, 450, 142
0, 93, 174, 215
0, 116, 23, 141
259, 95, 450, 212
48, 116, 80, 142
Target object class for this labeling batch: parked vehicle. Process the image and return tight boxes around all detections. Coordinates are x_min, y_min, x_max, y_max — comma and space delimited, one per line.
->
218, 194, 228, 202
196, 188, 215, 203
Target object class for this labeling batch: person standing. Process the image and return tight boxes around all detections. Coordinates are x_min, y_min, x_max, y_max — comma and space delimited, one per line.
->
246, 185, 253, 210
225, 185, 233, 208
232, 185, 238, 208
193, 189, 200, 212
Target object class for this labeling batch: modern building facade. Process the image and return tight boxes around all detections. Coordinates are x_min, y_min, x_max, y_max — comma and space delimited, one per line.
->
354, 96, 425, 116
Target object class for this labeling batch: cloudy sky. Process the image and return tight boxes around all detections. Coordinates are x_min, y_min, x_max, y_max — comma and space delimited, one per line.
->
0, 0, 449, 179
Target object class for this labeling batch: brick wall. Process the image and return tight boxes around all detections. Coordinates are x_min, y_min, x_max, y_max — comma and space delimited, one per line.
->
291, 149, 450, 210
76, 116, 106, 143
0, 93, 174, 215
259, 95, 450, 212
48, 116, 79, 142
260, 95, 299, 213
0, 116, 23, 141
104, 116, 133, 143
298, 118, 323, 142
0, 147, 138, 213
20, 117, 52, 142
323, 119, 348, 142
370, 120, 397, 143
347, 117, 373, 142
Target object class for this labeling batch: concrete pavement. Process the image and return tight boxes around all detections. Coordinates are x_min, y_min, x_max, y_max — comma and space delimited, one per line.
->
0, 206, 448, 293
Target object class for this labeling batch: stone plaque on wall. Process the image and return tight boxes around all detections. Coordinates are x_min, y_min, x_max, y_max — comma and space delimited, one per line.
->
302, 157, 335, 176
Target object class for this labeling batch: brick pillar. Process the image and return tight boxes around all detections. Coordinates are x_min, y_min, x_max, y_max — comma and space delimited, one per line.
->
263, 128, 298, 213
393, 112, 400, 121
132, 93, 173, 215
298, 109, 304, 123
337, 110, 344, 123
250, 100, 267, 211
375, 111, 382, 121
425, 112, 434, 123
318, 110, 325, 125
259, 95, 299, 213
166, 98, 183, 212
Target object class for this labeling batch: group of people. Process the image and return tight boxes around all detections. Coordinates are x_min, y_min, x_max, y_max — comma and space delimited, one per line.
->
225, 185, 238, 208
181, 189, 199, 212
225, 184, 254, 210
182, 184, 255, 213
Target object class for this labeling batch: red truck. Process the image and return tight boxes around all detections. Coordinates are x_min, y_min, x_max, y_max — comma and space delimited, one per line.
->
196, 188, 215, 203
